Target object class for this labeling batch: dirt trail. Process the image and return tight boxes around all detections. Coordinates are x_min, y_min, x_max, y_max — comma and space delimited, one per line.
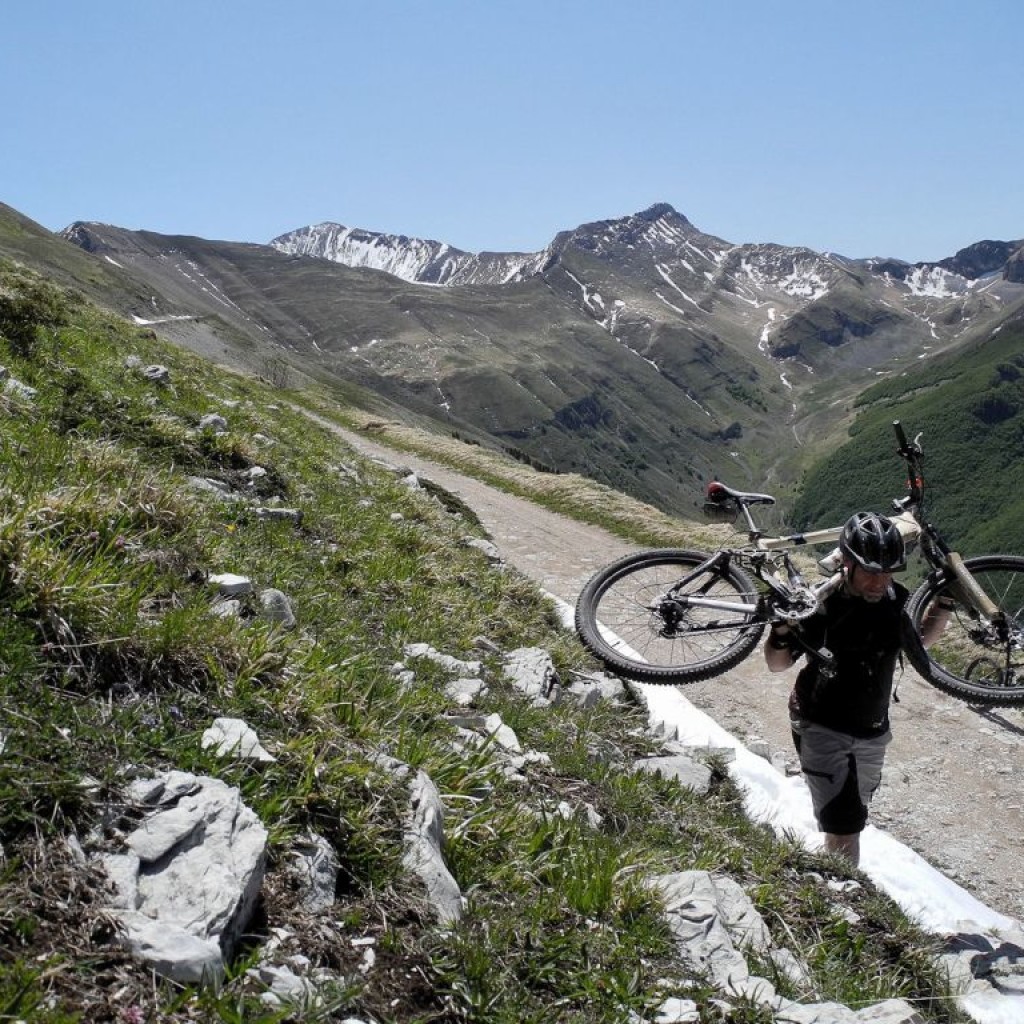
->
336, 425, 1024, 926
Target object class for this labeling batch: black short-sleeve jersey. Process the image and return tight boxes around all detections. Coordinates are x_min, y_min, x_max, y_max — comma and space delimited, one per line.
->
789, 582, 909, 738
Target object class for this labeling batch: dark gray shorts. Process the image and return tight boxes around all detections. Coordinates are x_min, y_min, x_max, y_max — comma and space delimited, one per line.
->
790, 719, 892, 835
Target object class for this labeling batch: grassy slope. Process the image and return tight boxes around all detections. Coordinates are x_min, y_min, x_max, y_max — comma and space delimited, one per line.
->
0, 260, 967, 1022
0, 203, 153, 311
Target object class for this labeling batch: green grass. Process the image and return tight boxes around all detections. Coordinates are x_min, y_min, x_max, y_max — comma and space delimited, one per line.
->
0, 258, 969, 1022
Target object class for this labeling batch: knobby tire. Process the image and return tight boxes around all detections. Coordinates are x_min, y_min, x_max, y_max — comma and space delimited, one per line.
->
904, 554, 1024, 706
574, 549, 765, 684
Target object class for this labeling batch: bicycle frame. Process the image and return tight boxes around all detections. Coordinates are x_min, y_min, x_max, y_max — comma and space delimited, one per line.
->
575, 419, 1024, 697
889, 421, 1001, 622
684, 420, 1002, 627
663, 535, 845, 627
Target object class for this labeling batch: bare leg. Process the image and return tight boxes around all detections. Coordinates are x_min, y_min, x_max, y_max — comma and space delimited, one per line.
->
824, 832, 861, 867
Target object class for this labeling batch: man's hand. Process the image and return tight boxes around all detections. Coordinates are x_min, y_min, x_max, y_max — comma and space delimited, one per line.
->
766, 621, 798, 650
764, 621, 800, 671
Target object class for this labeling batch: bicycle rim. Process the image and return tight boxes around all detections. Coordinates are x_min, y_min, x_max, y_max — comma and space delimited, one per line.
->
907, 555, 1024, 705
574, 549, 764, 684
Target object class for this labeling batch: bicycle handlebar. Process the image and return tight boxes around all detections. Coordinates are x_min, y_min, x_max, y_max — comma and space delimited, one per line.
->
893, 419, 909, 451
893, 419, 925, 506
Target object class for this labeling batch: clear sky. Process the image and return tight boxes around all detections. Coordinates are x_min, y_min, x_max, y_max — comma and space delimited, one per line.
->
3, 0, 1022, 262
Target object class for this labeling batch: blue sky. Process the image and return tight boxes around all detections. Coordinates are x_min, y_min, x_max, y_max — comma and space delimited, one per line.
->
3, 1, 1021, 262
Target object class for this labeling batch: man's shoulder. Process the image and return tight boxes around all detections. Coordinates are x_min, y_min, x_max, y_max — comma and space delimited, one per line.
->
822, 582, 910, 616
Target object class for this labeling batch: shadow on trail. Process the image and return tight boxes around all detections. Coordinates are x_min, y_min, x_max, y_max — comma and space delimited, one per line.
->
966, 703, 1024, 738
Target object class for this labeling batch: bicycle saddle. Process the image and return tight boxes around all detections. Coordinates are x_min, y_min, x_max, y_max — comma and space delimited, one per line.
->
706, 481, 776, 506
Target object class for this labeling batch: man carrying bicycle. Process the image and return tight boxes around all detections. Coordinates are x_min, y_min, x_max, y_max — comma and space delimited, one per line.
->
764, 512, 951, 867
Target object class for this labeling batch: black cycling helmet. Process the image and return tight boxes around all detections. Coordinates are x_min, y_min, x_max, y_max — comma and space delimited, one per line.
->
839, 511, 906, 573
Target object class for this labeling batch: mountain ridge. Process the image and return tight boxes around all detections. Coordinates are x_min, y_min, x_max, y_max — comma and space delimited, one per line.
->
264, 201, 1024, 382
269, 200, 1024, 289
47, 203, 1024, 515
5, 197, 1024, 520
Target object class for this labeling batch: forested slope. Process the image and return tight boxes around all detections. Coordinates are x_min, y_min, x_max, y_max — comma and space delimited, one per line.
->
792, 310, 1024, 559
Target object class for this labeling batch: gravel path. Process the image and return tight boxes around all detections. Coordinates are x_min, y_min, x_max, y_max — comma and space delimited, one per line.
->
337, 425, 1024, 926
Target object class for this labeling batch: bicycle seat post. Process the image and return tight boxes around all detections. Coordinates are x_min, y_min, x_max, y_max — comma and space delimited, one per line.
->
739, 500, 763, 543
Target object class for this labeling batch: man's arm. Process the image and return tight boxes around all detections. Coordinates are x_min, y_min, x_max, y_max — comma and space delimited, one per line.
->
764, 623, 800, 672
918, 597, 954, 647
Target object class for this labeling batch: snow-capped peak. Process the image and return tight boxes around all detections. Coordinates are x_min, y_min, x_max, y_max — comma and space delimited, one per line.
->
270, 222, 547, 286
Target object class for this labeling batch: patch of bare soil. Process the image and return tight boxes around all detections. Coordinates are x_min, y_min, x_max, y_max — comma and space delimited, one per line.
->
333, 424, 1024, 928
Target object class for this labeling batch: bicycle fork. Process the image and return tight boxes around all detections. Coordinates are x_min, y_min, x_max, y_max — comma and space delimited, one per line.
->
943, 552, 1001, 621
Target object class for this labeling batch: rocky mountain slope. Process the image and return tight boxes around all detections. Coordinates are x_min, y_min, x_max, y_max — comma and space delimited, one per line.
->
271, 221, 548, 286
4, 198, 1024, 521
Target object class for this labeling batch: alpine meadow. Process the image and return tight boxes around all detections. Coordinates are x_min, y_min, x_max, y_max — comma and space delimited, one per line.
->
3, 195, 1023, 1022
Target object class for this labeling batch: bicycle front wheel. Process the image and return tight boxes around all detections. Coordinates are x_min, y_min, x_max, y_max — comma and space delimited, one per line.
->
905, 555, 1024, 706
574, 549, 765, 684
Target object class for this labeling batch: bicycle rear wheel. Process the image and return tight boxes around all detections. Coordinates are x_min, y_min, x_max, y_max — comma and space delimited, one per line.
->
574, 549, 765, 684
904, 555, 1024, 705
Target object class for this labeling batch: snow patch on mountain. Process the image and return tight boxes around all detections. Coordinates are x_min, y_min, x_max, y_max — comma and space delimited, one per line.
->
655, 264, 701, 308
738, 258, 771, 290
731, 249, 835, 302
271, 223, 547, 286
684, 239, 715, 263
904, 265, 961, 298
646, 214, 693, 249
758, 308, 778, 354
564, 268, 606, 315
654, 292, 693, 318
166, 254, 255, 321
602, 298, 626, 333
132, 313, 197, 326
779, 262, 829, 300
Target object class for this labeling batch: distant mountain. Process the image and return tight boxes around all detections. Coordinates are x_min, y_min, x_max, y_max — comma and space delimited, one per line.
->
4, 198, 1024, 520
271, 223, 549, 286
270, 203, 1024, 383
277, 203, 1024, 293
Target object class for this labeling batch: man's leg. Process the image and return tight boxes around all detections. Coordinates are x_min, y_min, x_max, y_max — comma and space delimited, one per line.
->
823, 832, 861, 866
792, 721, 871, 866
797, 727, 892, 868
825, 731, 891, 867
850, 731, 891, 810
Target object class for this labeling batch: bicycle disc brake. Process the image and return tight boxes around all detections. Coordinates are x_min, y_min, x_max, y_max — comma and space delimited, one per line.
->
965, 656, 1017, 689
650, 596, 693, 637
967, 615, 1024, 663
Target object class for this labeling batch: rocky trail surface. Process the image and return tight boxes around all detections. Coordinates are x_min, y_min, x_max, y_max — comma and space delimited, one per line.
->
335, 424, 1024, 927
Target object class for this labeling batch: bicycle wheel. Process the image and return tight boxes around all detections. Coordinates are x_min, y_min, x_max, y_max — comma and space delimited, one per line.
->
574, 548, 765, 684
904, 555, 1024, 706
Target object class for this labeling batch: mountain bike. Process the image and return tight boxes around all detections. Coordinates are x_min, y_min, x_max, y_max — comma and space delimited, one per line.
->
574, 421, 1024, 705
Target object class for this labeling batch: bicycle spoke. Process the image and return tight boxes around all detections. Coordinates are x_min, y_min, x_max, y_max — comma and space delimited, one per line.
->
575, 550, 764, 683
910, 557, 1024, 705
